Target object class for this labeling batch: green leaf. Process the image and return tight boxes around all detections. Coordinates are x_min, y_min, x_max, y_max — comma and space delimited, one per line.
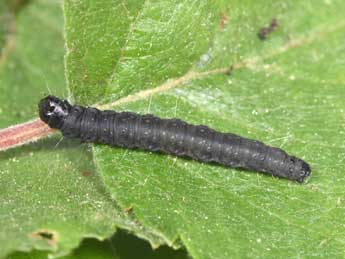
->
8, 230, 189, 259
0, 1, 112, 257
0, 1, 165, 258
8, 238, 122, 259
0, 2, 8, 50
64, 0, 219, 105
0, 0, 65, 126
65, 0, 345, 258
8, 239, 121, 259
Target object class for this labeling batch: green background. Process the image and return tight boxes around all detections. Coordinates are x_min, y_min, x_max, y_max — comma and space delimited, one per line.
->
1, 0, 345, 258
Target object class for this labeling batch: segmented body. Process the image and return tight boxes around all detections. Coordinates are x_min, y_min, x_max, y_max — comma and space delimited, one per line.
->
39, 96, 311, 182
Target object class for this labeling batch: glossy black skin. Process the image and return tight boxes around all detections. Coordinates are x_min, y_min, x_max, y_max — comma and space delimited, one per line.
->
38, 95, 311, 183
38, 95, 71, 129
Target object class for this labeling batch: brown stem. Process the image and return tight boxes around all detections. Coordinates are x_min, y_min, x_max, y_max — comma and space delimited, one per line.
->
0, 118, 55, 152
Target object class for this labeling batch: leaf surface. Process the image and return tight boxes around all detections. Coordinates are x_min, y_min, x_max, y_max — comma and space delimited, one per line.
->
0, 1, 164, 258
65, 0, 345, 258
9, 230, 189, 259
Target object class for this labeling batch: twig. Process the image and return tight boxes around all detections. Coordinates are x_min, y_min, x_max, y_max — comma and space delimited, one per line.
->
0, 119, 55, 152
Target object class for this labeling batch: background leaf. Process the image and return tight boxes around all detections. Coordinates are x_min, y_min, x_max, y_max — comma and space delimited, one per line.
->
0, 1, 172, 258
2, 0, 345, 258
0, 1, 115, 257
9, 230, 189, 259
65, 0, 345, 258
64, 0, 220, 104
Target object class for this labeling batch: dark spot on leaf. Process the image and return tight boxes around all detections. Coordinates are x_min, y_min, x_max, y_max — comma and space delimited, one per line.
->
6, 0, 30, 14
123, 206, 133, 213
37, 231, 53, 240
219, 12, 229, 30
81, 171, 92, 177
258, 18, 278, 40
28, 229, 58, 246
225, 65, 233, 76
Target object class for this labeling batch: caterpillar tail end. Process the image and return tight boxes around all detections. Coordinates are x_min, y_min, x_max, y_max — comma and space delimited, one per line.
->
273, 155, 311, 183
294, 160, 311, 183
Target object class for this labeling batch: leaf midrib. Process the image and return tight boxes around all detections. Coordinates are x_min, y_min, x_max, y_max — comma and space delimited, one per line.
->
97, 19, 345, 112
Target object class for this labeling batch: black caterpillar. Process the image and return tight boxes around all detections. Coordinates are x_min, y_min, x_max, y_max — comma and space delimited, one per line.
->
38, 96, 311, 182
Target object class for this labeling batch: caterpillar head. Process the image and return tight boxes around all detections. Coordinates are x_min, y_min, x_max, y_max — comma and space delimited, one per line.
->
39, 95, 71, 129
